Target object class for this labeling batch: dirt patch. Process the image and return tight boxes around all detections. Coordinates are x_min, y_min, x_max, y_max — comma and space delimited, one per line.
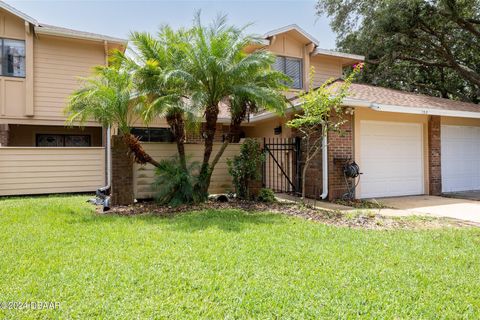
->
103, 200, 472, 230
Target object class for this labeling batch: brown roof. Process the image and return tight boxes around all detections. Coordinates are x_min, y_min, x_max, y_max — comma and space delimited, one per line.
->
336, 81, 480, 113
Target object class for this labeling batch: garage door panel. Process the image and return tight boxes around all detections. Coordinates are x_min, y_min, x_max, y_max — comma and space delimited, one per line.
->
442, 125, 480, 193
359, 121, 424, 198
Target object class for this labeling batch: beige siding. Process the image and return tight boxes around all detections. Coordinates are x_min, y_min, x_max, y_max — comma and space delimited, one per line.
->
0, 147, 105, 196
0, 9, 25, 40
310, 56, 343, 87
33, 36, 105, 120
134, 143, 241, 199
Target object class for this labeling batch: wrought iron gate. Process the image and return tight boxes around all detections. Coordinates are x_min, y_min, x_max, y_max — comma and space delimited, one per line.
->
262, 137, 301, 194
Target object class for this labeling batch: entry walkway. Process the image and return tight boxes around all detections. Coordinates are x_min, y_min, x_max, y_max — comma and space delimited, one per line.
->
276, 194, 480, 225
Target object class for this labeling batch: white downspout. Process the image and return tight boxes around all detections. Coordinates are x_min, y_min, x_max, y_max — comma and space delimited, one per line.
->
320, 135, 328, 199
106, 126, 112, 186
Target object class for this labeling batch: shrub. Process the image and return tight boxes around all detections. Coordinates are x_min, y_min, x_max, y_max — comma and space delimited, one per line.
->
152, 156, 200, 206
257, 188, 276, 203
227, 139, 265, 200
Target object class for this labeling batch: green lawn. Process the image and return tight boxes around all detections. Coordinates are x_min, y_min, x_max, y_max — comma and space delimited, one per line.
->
0, 195, 479, 319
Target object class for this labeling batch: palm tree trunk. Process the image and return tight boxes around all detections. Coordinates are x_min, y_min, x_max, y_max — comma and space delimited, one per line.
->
198, 105, 247, 197
195, 104, 219, 199
123, 133, 160, 168
166, 111, 187, 171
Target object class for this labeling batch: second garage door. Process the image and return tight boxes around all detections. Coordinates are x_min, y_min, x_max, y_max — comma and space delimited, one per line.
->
441, 125, 480, 192
359, 120, 424, 198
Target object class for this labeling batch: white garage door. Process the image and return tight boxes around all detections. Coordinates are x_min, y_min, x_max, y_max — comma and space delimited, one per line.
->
441, 125, 480, 192
359, 121, 424, 198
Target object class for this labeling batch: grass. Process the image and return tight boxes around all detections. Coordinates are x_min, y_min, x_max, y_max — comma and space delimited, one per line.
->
0, 195, 479, 319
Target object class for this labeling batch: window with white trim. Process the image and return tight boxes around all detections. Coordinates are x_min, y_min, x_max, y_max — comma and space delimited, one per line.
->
0, 38, 25, 77
273, 56, 303, 89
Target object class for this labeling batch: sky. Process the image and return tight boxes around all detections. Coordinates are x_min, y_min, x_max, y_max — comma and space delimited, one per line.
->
5, 0, 338, 49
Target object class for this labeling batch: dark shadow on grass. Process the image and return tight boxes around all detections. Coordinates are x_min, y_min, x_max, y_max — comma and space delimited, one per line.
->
73, 208, 285, 233
164, 209, 284, 233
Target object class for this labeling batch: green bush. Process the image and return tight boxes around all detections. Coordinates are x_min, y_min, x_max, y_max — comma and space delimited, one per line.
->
152, 156, 200, 206
227, 139, 265, 200
257, 188, 276, 203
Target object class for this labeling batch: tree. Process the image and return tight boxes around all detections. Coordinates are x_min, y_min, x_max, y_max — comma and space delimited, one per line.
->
171, 14, 288, 200
317, 0, 480, 103
287, 64, 362, 200
66, 63, 161, 167
67, 15, 288, 203
128, 27, 200, 172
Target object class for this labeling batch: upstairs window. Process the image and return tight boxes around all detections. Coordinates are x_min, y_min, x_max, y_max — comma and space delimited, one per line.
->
0, 39, 25, 78
273, 56, 303, 89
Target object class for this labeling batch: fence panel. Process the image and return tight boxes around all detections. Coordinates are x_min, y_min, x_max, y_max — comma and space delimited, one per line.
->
0, 147, 105, 196
134, 143, 241, 199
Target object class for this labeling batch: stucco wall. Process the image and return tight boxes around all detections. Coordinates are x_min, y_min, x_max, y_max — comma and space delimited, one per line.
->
243, 117, 292, 139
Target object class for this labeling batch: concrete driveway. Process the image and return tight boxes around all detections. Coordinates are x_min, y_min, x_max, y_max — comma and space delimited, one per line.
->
378, 195, 480, 224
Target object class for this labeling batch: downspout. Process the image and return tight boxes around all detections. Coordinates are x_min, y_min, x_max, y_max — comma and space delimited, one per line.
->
320, 135, 328, 199
106, 126, 112, 186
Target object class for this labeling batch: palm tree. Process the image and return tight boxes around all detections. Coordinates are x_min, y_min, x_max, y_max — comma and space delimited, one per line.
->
172, 14, 289, 199
65, 63, 160, 167
128, 27, 199, 171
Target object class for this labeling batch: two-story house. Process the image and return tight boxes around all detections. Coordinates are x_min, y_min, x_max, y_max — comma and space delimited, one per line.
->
0, 2, 126, 196
2, 1, 480, 201
238, 25, 480, 200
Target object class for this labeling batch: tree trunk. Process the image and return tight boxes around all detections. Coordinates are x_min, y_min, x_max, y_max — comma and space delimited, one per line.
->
122, 133, 160, 168
166, 111, 187, 171
302, 158, 310, 200
195, 104, 219, 199
202, 107, 247, 196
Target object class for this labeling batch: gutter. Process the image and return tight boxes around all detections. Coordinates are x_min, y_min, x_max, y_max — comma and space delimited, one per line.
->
34, 26, 127, 45
369, 103, 480, 119
106, 126, 112, 186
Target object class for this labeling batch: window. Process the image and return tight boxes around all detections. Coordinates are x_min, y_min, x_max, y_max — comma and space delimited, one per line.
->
131, 128, 174, 142
36, 134, 91, 147
273, 56, 303, 89
0, 39, 25, 77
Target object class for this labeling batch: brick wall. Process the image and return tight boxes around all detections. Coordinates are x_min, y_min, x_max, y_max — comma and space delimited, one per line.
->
295, 130, 324, 198
291, 112, 354, 201
111, 135, 134, 206
428, 116, 442, 195
327, 113, 354, 201
0, 124, 9, 146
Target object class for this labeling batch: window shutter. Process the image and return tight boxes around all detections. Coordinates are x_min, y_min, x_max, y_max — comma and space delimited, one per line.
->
285, 58, 302, 89
273, 56, 285, 72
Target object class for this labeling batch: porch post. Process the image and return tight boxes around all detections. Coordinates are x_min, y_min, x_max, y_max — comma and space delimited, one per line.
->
428, 116, 442, 195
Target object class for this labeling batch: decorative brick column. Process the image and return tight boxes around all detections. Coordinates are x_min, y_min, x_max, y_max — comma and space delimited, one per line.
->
428, 116, 442, 195
327, 113, 354, 201
111, 135, 134, 206
0, 124, 9, 146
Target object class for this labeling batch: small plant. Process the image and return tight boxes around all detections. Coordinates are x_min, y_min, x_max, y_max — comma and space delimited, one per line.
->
152, 156, 200, 206
257, 188, 276, 203
227, 139, 265, 200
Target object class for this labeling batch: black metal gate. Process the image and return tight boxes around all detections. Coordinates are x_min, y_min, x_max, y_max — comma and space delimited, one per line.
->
262, 137, 301, 194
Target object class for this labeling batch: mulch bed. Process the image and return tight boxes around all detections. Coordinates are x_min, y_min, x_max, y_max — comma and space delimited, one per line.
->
101, 199, 473, 230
